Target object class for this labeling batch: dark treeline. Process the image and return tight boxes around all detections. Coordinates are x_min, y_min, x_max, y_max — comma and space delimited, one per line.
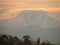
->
0, 34, 55, 45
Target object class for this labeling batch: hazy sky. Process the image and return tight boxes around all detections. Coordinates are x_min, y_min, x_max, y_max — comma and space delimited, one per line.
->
0, 0, 60, 21
0, 0, 60, 44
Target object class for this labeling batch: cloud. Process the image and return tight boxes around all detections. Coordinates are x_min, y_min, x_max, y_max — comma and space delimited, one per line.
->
0, 0, 60, 8
48, 12, 60, 22
0, 7, 60, 21
0, 0, 60, 20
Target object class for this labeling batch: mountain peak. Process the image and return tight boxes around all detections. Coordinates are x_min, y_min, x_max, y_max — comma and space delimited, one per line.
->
2, 10, 60, 29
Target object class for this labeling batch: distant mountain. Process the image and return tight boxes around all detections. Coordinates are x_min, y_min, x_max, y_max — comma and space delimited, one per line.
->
0, 10, 60, 44
3, 10, 60, 29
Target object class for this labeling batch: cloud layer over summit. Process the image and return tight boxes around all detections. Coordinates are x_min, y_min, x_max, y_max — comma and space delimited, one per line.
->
0, 0, 60, 21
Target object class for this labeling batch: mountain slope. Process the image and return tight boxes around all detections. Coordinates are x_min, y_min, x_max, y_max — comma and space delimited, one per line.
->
0, 10, 60, 44
2, 10, 60, 29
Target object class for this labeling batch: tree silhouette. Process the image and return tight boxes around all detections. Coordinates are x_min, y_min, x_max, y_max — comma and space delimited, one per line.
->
23, 35, 31, 45
41, 40, 51, 45
36, 37, 40, 45
0, 35, 9, 45
41, 41, 45, 45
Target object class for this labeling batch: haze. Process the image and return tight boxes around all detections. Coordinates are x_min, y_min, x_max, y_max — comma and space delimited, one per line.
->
0, 0, 60, 44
